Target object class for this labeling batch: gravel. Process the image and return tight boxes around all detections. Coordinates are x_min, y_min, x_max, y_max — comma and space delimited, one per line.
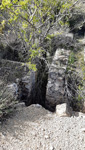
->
0, 104, 85, 150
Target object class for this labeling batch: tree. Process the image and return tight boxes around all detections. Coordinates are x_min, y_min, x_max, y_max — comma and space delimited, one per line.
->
0, 0, 79, 68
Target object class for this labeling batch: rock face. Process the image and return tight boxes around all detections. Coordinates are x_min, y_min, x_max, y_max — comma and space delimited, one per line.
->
17, 48, 70, 111
17, 74, 34, 105
0, 33, 84, 112
46, 49, 70, 110
6, 83, 18, 96
0, 59, 29, 83
16, 48, 71, 111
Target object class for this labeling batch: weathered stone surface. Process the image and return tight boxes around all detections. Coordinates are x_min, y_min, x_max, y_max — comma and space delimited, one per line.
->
17, 74, 33, 102
46, 49, 70, 107
0, 59, 29, 83
56, 103, 72, 117
6, 83, 18, 96
14, 102, 25, 110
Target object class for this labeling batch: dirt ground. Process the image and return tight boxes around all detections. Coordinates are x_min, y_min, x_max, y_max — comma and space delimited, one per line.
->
0, 104, 85, 150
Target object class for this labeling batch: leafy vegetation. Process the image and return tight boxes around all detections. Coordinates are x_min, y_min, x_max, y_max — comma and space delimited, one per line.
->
0, 0, 79, 68
67, 47, 85, 112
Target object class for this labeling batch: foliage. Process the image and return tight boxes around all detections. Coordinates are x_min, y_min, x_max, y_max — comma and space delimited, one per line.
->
0, 0, 79, 69
67, 48, 85, 112
68, 52, 76, 65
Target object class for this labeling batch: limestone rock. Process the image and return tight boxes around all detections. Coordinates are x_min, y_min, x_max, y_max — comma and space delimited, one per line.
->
7, 83, 18, 95
46, 49, 70, 108
14, 102, 25, 110
56, 103, 72, 117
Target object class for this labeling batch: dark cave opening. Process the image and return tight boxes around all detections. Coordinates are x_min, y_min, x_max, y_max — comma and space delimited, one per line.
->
17, 58, 54, 111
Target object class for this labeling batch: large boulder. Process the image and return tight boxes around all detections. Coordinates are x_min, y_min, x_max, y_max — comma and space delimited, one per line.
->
46, 49, 70, 110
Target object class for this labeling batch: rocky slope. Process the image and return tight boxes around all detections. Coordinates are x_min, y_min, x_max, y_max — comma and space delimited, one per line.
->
0, 104, 85, 150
